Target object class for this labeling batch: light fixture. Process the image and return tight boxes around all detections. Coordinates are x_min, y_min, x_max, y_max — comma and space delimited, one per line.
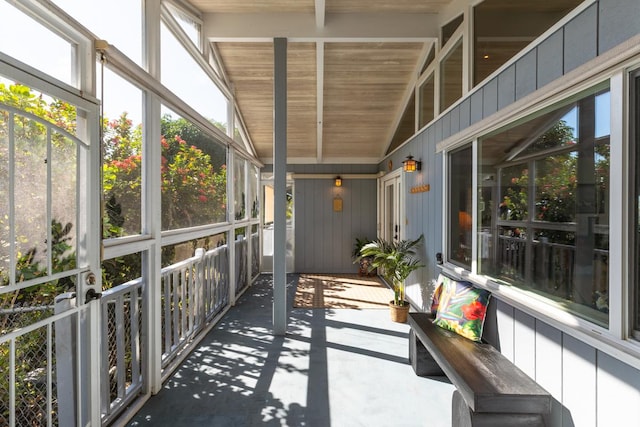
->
402, 155, 421, 172
334, 176, 342, 187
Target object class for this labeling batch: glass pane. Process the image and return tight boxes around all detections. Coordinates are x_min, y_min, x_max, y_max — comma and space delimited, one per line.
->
160, 107, 227, 230
449, 146, 473, 267
166, 4, 201, 50
499, 164, 528, 221
14, 114, 48, 281
53, 0, 142, 65
440, 39, 463, 112
250, 165, 259, 219
442, 15, 463, 46
0, 2, 73, 85
478, 86, 610, 326
161, 23, 228, 128
51, 133, 77, 273
535, 153, 576, 223
101, 68, 143, 238
496, 226, 527, 282
473, 0, 583, 86
0, 106, 8, 286
419, 74, 435, 128
234, 157, 247, 220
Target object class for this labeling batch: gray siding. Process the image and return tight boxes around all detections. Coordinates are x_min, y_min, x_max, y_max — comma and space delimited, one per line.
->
380, 2, 640, 426
285, 164, 378, 273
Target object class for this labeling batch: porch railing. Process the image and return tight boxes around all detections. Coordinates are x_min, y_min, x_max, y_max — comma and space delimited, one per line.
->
160, 245, 229, 369
100, 278, 144, 425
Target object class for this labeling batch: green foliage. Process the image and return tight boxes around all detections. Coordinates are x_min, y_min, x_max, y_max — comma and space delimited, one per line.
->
358, 235, 424, 305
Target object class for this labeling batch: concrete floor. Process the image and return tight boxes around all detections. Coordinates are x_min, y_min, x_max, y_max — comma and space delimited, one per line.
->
127, 274, 454, 427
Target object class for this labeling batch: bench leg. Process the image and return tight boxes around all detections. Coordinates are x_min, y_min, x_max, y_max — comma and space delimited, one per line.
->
409, 329, 444, 376
452, 390, 545, 427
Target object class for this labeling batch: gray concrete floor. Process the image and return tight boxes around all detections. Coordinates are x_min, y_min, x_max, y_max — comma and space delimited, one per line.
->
127, 274, 454, 427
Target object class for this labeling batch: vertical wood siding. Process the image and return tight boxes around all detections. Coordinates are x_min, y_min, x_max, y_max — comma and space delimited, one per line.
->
383, 1, 640, 425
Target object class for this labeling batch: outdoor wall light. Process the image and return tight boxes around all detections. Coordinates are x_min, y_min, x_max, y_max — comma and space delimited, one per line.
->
335, 176, 342, 187
402, 155, 421, 172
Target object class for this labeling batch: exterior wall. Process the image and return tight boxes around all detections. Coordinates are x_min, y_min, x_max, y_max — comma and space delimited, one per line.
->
263, 163, 378, 273
382, 1, 640, 425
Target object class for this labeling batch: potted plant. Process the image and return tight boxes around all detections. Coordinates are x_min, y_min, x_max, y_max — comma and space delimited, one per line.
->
352, 237, 374, 276
359, 235, 424, 322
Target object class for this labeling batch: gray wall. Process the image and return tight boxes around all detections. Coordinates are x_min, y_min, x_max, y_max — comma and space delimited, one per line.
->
263, 163, 378, 273
383, 1, 640, 426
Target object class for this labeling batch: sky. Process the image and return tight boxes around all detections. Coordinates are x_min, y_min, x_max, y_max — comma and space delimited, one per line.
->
0, 0, 228, 126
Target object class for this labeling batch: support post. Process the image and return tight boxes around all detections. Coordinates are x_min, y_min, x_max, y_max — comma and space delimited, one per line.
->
273, 38, 287, 335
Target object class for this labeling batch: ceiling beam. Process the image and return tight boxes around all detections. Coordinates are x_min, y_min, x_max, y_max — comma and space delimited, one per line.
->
203, 13, 439, 41
315, 0, 325, 29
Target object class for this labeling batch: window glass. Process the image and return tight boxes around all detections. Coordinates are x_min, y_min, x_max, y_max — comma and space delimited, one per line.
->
442, 15, 463, 47
234, 156, 247, 220
161, 22, 228, 129
632, 71, 640, 338
0, 2, 73, 85
250, 164, 259, 219
478, 86, 610, 326
101, 68, 143, 238
160, 106, 227, 230
0, 79, 79, 287
419, 73, 435, 128
448, 146, 473, 268
53, 0, 142, 65
473, 0, 583, 86
166, 3, 202, 50
440, 39, 463, 112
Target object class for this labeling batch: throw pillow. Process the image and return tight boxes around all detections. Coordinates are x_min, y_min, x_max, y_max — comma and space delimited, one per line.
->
434, 279, 491, 342
430, 274, 448, 313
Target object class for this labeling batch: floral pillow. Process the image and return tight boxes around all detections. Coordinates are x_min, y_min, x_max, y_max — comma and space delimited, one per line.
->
433, 278, 491, 342
430, 274, 449, 313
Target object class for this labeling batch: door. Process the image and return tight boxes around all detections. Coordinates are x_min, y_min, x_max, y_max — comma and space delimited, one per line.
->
261, 175, 294, 272
0, 60, 102, 426
380, 170, 403, 243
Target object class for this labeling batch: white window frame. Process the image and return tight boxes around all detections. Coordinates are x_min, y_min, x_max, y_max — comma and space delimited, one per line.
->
439, 49, 640, 370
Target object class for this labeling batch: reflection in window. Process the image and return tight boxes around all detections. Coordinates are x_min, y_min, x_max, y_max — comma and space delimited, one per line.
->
440, 39, 463, 112
448, 146, 473, 268
160, 107, 227, 230
478, 86, 610, 326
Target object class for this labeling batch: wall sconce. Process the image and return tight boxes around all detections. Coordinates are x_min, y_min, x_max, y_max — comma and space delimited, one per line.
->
334, 176, 342, 187
402, 155, 421, 172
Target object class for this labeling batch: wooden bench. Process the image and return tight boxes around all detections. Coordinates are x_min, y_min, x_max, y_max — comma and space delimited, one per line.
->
408, 312, 551, 427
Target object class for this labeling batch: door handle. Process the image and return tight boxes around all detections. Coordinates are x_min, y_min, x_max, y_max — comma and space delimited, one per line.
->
86, 288, 102, 302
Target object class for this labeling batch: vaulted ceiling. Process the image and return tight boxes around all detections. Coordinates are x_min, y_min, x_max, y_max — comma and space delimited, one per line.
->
190, 0, 583, 164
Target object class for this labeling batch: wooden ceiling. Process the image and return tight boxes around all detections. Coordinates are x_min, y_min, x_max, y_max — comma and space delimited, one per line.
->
191, 0, 583, 164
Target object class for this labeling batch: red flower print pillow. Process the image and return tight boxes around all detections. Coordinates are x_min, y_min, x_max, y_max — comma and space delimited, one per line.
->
433, 279, 491, 342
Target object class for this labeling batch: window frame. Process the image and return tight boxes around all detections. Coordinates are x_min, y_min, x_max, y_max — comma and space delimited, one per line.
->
440, 59, 640, 369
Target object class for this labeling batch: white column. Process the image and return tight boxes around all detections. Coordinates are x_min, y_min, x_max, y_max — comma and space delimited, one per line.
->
143, 0, 163, 395
273, 38, 288, 335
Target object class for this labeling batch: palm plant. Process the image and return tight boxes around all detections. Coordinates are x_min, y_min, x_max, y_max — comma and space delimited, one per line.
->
359, 235, 424, 306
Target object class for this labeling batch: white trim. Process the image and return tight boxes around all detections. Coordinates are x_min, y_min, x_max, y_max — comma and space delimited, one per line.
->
290, 173, 383, 180
437, 34, 640, 153
609, 71, 626, 340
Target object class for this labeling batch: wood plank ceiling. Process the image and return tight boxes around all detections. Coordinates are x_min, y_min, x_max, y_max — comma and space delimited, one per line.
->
192, 0, 446, 164
191, 0, 583, 164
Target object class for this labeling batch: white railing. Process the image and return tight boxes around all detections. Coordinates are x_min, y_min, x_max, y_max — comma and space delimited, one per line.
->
160, 245, 229, 368
100, 278, 144, 425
